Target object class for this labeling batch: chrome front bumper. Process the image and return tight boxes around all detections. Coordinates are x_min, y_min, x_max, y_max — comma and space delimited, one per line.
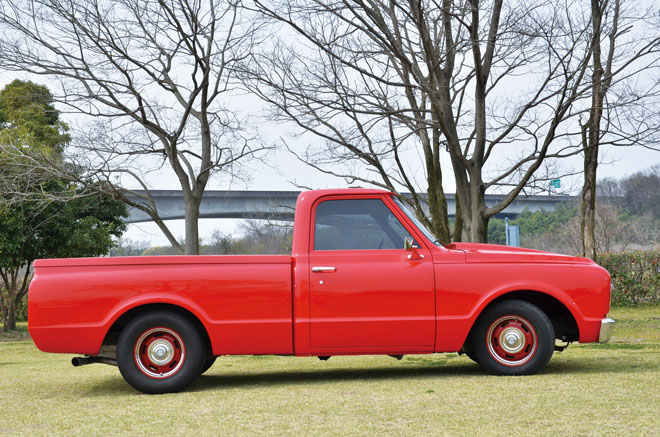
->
598, 318, 616, 343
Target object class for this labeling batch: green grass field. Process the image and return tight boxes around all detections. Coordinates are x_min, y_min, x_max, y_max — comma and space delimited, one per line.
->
1, 307, 659, 436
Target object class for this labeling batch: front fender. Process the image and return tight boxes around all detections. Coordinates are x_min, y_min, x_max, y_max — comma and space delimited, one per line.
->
434, 263, 605, 352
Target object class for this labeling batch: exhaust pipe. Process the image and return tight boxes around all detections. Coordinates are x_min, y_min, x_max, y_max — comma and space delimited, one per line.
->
71, 356, 117, 367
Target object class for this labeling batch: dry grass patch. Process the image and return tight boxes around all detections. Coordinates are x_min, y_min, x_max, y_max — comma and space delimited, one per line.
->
1, 307, 658, 436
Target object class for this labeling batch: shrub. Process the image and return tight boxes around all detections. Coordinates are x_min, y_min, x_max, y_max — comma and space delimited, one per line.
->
598, 251, 660, 305
1, 284, 29, 324
16, 293, 27, 322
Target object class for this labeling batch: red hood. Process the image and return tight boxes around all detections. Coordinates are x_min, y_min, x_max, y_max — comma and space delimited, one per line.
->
444, 242, 594, 264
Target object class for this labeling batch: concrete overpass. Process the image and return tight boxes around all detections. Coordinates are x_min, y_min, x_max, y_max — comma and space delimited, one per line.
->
125, 190, 576, 224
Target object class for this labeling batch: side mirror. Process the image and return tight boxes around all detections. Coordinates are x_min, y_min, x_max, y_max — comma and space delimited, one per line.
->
404, 237, 424, 260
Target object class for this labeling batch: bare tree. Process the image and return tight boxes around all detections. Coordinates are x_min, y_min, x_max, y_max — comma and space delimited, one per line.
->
237, 219, 293, 253
241, 4, 456, 242
0, 0, 267, 254
207, 219, 292, 254
579, 0, 660, 260
245, 0, 617, 243
521, 200, 659, 255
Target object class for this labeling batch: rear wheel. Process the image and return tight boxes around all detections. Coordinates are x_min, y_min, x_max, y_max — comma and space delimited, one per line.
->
200, 356, 217, 375
117, 311, 205, 394
471, 300, 554, 375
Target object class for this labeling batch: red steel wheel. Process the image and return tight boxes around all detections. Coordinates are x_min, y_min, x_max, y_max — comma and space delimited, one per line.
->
471, 299, 555, 375
486, 315, 537, 366
134, 327, 186, 379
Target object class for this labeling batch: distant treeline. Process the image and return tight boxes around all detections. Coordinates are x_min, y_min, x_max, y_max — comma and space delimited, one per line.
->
488, 166, 660, 255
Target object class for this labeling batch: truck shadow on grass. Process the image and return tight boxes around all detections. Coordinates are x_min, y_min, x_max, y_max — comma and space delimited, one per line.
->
192, 365, 484, 391
190, 361, 654, 392
86, 364, 476, 395
188, 360, 646, 391
86, 364, 484, 395
84, 355, 659, 395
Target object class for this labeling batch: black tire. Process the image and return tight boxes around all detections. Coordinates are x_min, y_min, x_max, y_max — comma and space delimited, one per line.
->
117, 311, 205, 394
471, 300, 554, 375
463, 343, 479, 364
200, 356, 217, 375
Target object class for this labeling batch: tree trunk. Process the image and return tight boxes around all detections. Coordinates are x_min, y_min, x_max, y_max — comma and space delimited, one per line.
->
453, 195, 464, 242
426, 150, 451, 244
184, 199, 201, 255
426, 170, 451, 244
0, 276, 16, 331
465, 166, 489, 243
427, 188, 451, 244
7, 298, 16, 331
581, 0, 614, 261
581, 141, 599, 260
182, 86, 212, 256
0, 294, 7, 332
466, 208, 490, 243
471, 213, 490, 243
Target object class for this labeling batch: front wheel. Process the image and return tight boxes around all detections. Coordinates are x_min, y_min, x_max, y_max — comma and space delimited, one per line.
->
471, 300, 555, 375
117, 311, 205, 394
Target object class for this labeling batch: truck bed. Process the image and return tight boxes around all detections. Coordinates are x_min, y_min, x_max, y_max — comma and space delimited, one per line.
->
29, 255, 294, 356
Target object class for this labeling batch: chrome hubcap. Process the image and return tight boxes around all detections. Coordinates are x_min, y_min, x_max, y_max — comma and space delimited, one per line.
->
500, 328, 525, 353
148, 340, 174, 365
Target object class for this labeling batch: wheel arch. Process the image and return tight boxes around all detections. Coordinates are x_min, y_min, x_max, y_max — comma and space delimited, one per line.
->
465, 290, 580, 349
101, 303, 212, 357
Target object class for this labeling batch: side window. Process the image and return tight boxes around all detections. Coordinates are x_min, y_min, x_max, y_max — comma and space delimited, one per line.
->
314, 198, 416, 250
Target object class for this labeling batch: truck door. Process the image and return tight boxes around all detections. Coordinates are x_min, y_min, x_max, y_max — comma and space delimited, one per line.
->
308, 197, 435, 350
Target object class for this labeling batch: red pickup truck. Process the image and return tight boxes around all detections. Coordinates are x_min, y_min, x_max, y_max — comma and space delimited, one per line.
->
28, 189, 614, 393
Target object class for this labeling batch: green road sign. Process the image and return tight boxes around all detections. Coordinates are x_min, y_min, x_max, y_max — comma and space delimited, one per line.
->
550, 179, 561, 189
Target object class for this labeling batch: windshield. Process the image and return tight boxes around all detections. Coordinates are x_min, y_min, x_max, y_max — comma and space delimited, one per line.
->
392, 197, 442, 246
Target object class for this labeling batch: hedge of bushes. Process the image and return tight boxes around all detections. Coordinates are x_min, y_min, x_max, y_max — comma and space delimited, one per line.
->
598, 250, 660, 305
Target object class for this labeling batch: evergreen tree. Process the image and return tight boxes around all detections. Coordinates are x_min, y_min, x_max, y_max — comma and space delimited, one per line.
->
0, 80, 126, 331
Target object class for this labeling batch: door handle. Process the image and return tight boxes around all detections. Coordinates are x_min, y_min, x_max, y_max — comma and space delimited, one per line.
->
312, 266, 336, 272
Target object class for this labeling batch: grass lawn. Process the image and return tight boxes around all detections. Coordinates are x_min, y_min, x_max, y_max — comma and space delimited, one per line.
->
1, 306, 659, 436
